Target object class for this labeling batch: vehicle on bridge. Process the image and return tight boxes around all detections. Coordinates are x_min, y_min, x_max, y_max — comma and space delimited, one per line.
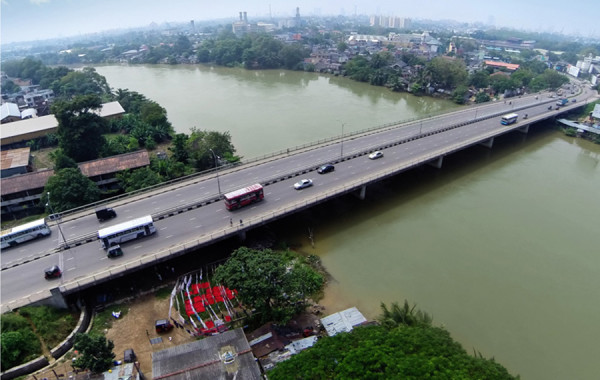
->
1, 218, 51, 249
369, 151, 384, 159
556, 98, 568, 106
107, 245, 124, 258
500, 113, 519, 125
44, 265, 62, 279
98, 215, 156, 249
294, 179, 313, 190
317, 164, 335, 174
223, 183, 264, 210
95, 206, 117, 222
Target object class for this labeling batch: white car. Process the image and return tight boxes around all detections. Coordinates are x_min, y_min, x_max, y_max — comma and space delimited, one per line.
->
369, 151, 383, 160
294, 179, 313, 190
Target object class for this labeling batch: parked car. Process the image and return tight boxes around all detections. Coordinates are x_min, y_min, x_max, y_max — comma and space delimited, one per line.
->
317, 164, 335, 174
369, 151, 384, 160
107, 245, 123, 258
294, 179, 313, 190
44, 265, 62, 279
155, 319, 173, 333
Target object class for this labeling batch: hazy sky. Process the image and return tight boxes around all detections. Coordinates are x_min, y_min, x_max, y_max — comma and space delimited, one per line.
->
1, 0, 597, 44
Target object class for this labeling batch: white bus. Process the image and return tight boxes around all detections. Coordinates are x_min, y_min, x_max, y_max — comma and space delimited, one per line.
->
1, 218, 52, 249
500, 113, 519, 125
98, 215, 156, 249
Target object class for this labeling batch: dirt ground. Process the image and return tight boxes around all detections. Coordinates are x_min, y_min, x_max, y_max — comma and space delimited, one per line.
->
27, 291, 197, 379
28, 285, 326, 380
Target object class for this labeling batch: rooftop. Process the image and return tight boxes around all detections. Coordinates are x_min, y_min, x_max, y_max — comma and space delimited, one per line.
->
152, 328, 261, 380
1, 147, 30, 170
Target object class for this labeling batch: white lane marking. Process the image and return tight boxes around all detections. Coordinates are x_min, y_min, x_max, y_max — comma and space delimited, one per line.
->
66, 257, 74, 261
100, 257, 108, 261
189, 217, 197, 221
160, 227, 168, 230
133, 245, 142, 250
67, 267, 77, 271
165, 235, 174, 239
195, 225, 203, 229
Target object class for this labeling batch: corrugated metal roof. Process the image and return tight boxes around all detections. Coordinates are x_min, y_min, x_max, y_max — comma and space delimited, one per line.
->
284, 336, 317, 354
1, 147, 30, 170
1, 103, 21, 120
152, 328, 261, 380
592, 104, 600, 119
0, 169, 54, 195
79, 150, 150, 177
320, 307, 367, 337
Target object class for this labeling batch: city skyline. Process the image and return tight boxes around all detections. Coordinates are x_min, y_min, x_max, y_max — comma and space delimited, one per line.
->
1, 0, 598, 45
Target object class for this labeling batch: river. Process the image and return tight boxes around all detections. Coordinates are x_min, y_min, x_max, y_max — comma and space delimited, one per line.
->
95, 64, 600, 380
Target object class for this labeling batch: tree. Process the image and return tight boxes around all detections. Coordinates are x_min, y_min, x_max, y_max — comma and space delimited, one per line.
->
53, 67, 110, 98
379, 300, 432, 329
469, 70, 490, 89
452, 85, 469, 104
212, 247, 323, 324
426, 57, 468, 89
1, 80, 21, 94
269, 324, 517, 380
117, 167, 162, 192
52, 94, 107, 162
50, 149, 78, 170
42, 168, 100, 212
1, 330, 41, 370
475, 92, 491, 103
72, 333, 115, 374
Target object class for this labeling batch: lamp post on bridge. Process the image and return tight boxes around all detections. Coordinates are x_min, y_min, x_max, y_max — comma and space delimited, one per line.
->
337, 120, 345, 160
209, 148, 222, 197
46, 192, 69, 249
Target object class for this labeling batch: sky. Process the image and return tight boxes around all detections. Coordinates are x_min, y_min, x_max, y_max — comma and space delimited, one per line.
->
1, 0, 597, 44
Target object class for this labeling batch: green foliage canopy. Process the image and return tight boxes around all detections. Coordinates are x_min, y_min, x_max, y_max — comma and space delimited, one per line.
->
42, 168, 101, 212
72, 333, 115, 374
269, 324, 517, 380
212, 247, 323, 324
52, 94, 107, 162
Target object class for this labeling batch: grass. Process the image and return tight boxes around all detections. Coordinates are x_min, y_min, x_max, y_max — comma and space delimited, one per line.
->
19, 306, 78, 349
89, 305, 130, 336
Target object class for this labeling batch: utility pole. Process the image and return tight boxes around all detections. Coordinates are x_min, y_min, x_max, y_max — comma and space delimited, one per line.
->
46, 192, 69, 249
209, 149, 221, 196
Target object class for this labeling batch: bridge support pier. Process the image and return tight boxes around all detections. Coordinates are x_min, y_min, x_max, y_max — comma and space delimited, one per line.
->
238, 230, 246, 241
358, 185, 366, 200
517, 124, 530, 134
479, 137, 494, 148
427, 156, 443, 169
49, 287, 68, 309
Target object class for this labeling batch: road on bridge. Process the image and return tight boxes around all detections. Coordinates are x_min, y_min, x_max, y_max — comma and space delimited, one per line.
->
2, 88, 597, 311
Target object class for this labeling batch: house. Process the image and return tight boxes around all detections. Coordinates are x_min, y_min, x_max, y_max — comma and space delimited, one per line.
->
1, 102, 21, 123
320, 307, 367, 337
152, 328, 261, 380
1, 147, 32, 178
1, 101, 125, 147
78, 150, 150, 191
0, 150, 150, 218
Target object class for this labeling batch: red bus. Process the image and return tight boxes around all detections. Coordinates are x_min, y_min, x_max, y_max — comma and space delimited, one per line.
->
223, 183, 264, 210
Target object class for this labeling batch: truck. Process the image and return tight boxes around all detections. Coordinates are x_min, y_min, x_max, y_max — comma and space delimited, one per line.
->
556, 98, 568, 106
95, 206, 117, 222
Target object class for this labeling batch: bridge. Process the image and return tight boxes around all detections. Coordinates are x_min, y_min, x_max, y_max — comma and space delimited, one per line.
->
2, 89, 598, 313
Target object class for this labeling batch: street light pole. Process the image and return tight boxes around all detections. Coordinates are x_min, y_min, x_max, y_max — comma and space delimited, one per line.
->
209, 149, 221, 196
341, 122, 345, 159
46, 192, 68, 249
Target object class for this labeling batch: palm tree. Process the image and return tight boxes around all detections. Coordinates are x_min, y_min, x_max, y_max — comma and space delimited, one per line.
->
379, 300, 433, 328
